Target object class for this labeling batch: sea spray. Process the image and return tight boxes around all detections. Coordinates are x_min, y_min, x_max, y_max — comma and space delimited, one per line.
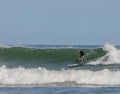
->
90, 44, 120, 65
103, 44, 120, 63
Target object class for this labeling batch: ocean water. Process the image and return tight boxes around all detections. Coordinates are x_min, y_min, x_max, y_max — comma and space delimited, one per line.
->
0, 87, 120, 94
0, 44, 120, 94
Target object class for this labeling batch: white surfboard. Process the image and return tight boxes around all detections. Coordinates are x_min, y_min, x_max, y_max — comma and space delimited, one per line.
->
68, 62, 87, 67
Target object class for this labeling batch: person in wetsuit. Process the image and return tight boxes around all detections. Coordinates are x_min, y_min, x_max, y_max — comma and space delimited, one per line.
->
78, 49, 87, 64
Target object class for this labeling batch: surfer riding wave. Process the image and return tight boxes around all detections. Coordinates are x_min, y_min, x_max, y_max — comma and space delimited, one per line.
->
78, 49, 87, 64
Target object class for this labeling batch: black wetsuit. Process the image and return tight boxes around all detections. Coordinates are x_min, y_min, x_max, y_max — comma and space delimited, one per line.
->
80, 50, 84, 57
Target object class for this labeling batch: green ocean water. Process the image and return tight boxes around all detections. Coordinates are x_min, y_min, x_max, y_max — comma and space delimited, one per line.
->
0, 47, 106, 61
0, 47, 106, 68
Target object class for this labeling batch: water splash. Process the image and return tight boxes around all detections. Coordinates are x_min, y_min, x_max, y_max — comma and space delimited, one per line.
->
90, 44, 120, 64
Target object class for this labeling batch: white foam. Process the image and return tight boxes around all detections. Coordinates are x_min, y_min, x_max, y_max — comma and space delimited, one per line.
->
0, 42, 9, 48
90, 44, 120, 65
0, 66, 120, 86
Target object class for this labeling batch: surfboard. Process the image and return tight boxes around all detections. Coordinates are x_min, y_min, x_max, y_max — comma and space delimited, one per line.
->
68, 62, 87, 67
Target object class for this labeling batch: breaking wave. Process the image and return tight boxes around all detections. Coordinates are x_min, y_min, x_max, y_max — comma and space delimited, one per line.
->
0, 44, 120, 86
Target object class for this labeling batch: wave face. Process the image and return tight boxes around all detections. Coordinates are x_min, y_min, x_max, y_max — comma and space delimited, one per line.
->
0, 44, 120, 86
0, 46, 106, 68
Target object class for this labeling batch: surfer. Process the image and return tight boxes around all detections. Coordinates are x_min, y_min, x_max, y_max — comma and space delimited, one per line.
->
78, 49, 87, 64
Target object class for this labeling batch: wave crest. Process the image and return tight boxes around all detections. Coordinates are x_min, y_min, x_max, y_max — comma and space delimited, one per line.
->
90, 44, 120, 65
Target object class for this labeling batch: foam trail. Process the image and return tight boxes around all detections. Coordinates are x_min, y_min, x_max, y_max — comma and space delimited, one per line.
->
90, 44, 120, 65
0, 66, 120, 86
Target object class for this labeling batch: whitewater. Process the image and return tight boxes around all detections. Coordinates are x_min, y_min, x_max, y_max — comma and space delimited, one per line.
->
0, 66, 120, 86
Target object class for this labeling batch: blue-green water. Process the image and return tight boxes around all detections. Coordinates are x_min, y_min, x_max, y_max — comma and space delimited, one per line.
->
0, 87, 120, 94
0, 45, 106, 69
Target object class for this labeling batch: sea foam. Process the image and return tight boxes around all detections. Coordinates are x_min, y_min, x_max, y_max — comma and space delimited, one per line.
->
0, 65, 120, 86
